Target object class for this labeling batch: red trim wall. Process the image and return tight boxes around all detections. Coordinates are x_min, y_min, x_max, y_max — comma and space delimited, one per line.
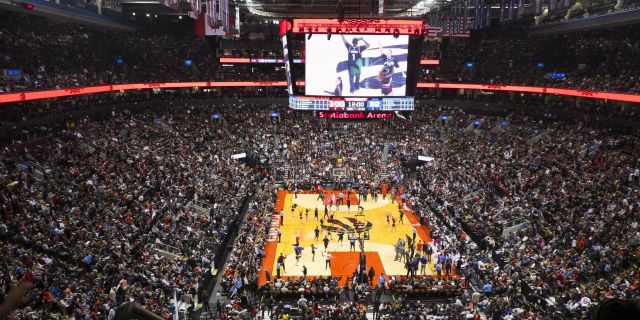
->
1, 81, 639, 104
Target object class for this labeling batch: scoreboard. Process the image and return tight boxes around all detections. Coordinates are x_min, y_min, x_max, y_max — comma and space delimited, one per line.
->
289, 96, 414, 111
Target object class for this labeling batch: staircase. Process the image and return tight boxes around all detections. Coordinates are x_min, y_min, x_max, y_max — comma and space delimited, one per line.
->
187, 200, 214, 217
528, 128, 553, 145
379, 141, 391, 181
17, 160, 49, 181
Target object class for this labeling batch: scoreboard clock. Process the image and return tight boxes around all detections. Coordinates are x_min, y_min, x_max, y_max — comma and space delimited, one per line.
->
289, 96, 414, 111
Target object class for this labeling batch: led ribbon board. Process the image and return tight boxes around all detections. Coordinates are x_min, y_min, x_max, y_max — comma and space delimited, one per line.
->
292, 18, 427, 35
1, 82, 640, 104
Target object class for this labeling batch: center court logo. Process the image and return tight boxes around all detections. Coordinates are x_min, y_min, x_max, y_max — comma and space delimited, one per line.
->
321, 216, 373, 234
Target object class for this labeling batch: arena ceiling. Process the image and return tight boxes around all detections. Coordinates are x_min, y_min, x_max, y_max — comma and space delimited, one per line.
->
235, 0, 439, 18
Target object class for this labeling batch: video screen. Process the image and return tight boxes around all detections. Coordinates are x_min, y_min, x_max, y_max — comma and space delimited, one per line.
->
281, 35, 294, 95
305, 34, 409, 97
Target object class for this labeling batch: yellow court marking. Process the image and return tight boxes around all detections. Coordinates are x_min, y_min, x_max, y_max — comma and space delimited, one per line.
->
273, 193, 433, 277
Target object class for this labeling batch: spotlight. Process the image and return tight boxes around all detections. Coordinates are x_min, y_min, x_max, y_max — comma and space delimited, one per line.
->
146, 13, 150, 17
179, 15, 182, 20
132, 12, 135, 16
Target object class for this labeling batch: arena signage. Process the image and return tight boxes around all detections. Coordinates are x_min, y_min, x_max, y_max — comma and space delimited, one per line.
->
318, 111, 393, 120
291, 18, 427, 35
2, 82, 640, 104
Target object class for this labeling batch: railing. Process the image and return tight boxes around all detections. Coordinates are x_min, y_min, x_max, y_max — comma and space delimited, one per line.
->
501, 218, 530, 238
187, 200, 214, 217
153, 241, 183, 259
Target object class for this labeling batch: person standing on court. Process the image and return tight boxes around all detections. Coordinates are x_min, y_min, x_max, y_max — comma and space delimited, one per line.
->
368, 266, 376, 286
325, 252, 332, 270
420, 255, 428, 274
280, 209, 284, 225
277, 253, 286, 272
425, 243, 433, 262
349, 233, 357, 252
323, 234, 330, 250
378, 273, 386, 293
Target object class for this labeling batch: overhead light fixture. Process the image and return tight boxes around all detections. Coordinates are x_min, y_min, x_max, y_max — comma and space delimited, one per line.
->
146, 13, 150, 17
179, 15, 182, 20
132, 12, 135, 16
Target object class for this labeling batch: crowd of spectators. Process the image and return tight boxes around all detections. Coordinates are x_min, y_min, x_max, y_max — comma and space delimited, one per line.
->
428, 24, 640, 93
539, 0, 640, 25
205, 104, 639, 319
0, 13, 285, 94
1, 73, 639, 319
0, 103, 262, 318
393, 107, 640, 319
3, 11, 640, 98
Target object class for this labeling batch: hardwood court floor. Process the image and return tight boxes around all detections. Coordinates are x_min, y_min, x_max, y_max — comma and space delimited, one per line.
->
258, 191, 434, 286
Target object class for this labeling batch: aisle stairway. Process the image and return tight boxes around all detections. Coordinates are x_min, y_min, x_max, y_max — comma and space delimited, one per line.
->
379, 141, 391, 180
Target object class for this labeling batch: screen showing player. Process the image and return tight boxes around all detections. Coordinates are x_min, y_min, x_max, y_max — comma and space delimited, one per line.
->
305, 34, 409, 97
282, 35, 293, 95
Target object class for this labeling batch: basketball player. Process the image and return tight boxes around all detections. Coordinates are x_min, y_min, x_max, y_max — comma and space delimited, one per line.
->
377, 42, 406, 96
341, 35, 370, 93
323, 76, 343, 96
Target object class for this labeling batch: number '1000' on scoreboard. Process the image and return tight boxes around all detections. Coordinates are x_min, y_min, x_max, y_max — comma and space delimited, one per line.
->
288, 96, 414, 111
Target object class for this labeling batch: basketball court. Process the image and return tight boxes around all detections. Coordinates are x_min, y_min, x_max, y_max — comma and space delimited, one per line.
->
258, 190, 434, 286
